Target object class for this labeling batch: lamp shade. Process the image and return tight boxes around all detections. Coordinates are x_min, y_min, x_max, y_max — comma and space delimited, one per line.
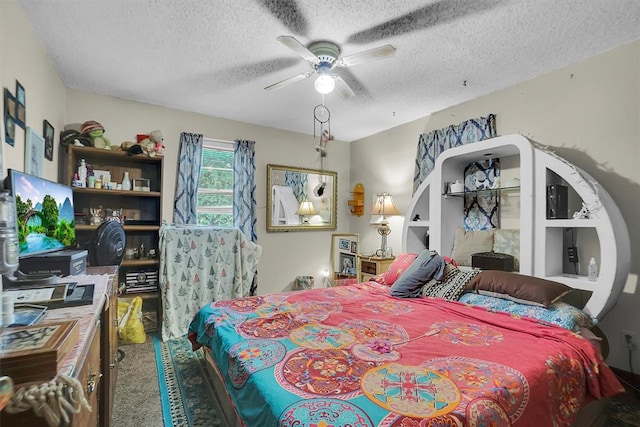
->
370, 193, 400, 219
296, 201, 318, 216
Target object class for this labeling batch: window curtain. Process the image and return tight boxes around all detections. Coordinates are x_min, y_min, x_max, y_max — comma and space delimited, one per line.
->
233, 140, 257, 242
233, 139, 258, 295
173, 132, 203, 224
284, 171, 308, 202
413, 114, 496, 193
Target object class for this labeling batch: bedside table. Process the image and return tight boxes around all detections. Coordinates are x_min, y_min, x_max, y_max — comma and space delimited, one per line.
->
358, 255, 395, 282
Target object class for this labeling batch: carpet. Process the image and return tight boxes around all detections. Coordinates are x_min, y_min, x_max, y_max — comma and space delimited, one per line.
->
154, 336, 640, 427
154, 336, 224, 427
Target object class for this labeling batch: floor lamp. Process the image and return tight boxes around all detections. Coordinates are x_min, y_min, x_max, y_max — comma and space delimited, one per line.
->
370, 192, 400, 257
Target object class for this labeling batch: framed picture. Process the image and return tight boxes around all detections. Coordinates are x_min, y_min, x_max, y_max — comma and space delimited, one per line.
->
15, 80, 25, 129
43, 120, 54, 161
25, 127, 45, 177
339, 253, 356, 275
3, 89, 16, 146
339, 238, 350, 251
350, 240, 358, 254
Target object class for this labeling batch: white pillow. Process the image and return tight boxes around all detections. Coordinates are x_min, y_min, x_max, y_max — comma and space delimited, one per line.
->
450, 227, 495, 266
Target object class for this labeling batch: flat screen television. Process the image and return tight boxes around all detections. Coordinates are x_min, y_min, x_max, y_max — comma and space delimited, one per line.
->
3, 169, 76, 258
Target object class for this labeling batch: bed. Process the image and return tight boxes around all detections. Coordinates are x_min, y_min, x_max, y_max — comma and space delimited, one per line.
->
187, 255, 624, 427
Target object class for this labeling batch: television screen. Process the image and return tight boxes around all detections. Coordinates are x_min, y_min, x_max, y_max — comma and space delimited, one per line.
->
4, 169, 76, 257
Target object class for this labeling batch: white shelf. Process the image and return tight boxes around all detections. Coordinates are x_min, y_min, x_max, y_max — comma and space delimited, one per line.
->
402, 134, 630, 321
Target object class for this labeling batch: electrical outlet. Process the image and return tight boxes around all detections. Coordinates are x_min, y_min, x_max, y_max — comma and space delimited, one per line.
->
621, 330, 635, 350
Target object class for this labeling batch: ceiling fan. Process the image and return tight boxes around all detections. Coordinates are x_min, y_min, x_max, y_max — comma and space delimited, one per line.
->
264, 36, 396, 99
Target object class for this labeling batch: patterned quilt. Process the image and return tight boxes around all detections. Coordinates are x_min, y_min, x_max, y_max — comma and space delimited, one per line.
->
188, 281, 623, 426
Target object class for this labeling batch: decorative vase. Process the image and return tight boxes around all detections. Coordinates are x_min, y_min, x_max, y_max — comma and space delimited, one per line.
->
121, 172, 131, 191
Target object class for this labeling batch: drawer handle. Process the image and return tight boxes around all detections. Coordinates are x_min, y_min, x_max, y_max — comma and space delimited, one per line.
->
86, 372, 103, 394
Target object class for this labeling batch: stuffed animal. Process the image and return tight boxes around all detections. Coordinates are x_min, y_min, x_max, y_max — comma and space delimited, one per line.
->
81, 120, 112, 150
137, 130, 165, 157
120, 141, 144, 156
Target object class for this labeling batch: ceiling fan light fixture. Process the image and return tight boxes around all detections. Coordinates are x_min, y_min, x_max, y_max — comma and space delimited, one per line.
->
315, 73, 335, 94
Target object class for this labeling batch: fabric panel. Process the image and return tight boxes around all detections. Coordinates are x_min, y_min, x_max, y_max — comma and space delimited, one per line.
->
465, 270, 572, 307
173, 132, 203, 224
450, 227, 495, 266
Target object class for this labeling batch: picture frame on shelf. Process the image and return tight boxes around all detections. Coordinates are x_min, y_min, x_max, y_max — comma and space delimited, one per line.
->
3, 89, 16, 146
350, 241, 358, 254
339, 238, 350, 251
25, 126, 45, 177
43, 119, 55, 161
15, 80, 25, 129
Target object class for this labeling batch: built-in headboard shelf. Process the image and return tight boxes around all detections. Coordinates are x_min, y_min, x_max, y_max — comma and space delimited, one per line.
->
402, 134, 630, 320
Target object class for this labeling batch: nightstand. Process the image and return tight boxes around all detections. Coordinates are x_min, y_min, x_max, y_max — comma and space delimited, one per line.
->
358, 255, 395, 282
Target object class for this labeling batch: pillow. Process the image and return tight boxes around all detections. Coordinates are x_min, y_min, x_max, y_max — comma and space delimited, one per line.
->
450, 227, 495, 266
390, 250, 445, 298
371, 253, 418, 286
465, 270, 572, 307
458, 293, 596, 332
493, 229, 520, 271
422, 262, 480, 301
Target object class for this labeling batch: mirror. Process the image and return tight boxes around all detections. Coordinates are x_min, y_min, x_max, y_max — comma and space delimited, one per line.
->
267, 164, 337, 232
330, 233, 359, 286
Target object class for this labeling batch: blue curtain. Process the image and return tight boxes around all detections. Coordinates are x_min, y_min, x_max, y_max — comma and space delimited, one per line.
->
413, 114, 496, 193
284, 171, 308, 202
173, 132, 203, 224
233, 140, 257, 242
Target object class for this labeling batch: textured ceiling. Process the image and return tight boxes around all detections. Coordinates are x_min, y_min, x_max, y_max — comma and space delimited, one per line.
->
17, 0, 640, 142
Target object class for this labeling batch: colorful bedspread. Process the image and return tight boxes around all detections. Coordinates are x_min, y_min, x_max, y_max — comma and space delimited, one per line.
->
188, 282, 623, 426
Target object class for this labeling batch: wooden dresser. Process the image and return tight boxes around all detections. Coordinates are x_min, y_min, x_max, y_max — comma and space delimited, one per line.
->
1, 266, 119, 427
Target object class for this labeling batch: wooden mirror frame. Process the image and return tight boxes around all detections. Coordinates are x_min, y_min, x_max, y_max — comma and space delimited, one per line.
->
266, 164, 337, 232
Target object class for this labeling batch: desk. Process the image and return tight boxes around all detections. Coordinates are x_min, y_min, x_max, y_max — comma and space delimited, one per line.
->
1, 266, 118, 427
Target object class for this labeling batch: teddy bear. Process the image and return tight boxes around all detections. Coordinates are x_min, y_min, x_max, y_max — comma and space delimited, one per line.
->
137, 130, 165, 157
81, 120, 112, 149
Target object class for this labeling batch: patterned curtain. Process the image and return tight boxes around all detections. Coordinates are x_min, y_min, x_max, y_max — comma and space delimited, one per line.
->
233, 140, 257, 242
173, 132, 203, 224
284, 171, 308, 202
413, 114, 496, 193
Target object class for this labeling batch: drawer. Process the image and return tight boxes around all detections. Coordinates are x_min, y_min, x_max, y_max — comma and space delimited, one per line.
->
361, 261, 377, 274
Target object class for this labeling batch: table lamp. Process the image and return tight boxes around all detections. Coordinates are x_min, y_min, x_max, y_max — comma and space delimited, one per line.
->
370, 192, 400, 257
296, 201, 317, 224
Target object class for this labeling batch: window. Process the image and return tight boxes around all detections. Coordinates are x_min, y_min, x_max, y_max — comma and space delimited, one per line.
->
197, 139, 234, 226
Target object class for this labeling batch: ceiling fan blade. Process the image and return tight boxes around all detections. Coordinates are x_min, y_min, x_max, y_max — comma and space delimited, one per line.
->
336, 44, 396, 68
255, 0, 308, 36
333, 75, 355, 100
264, 71, 313, 92
346, 0, 503, 44
277, 36, 318, 63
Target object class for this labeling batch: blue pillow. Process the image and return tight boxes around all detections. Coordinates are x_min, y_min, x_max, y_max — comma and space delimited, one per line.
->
390, 250, 445, 298
459, 292, 596, 332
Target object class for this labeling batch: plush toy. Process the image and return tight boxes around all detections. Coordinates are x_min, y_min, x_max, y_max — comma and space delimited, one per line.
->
81, 120, 112, 150
137, 130, 165, 157
120, 141, 144, 156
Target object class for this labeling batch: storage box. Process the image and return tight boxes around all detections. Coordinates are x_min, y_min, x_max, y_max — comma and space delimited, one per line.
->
18, 249, 88, 277
0, 320, 79, 384
471, 252, 515, 271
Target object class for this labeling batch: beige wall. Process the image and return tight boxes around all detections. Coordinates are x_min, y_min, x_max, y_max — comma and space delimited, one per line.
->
350, 40, 640, 370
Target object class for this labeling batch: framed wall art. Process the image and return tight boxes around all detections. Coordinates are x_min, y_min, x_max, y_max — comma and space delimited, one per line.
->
3, 89, 16, 146
43, 119, 55, 161
339, 238, 350, 251
25, 127, 44, 177
15, 80, 26, 129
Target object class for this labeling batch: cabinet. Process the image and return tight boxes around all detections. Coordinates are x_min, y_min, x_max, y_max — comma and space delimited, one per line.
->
358, 255, 395, 282
1, 267, 118, 427
402, 134, 630, 321
60, 145, 163, 332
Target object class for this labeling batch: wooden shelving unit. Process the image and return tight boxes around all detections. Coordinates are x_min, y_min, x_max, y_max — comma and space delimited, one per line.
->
60, 145, 164, 332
